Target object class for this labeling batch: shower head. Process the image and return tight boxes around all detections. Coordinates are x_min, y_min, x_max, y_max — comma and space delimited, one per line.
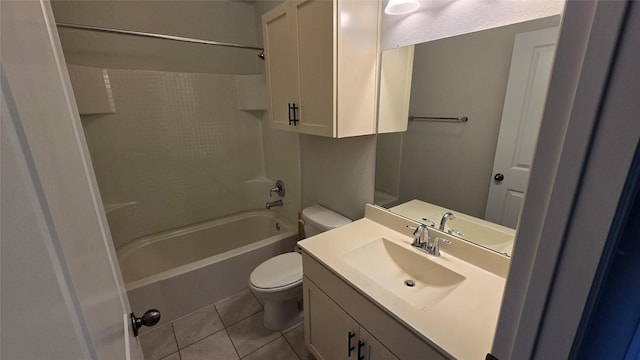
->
258, 51, 265, 60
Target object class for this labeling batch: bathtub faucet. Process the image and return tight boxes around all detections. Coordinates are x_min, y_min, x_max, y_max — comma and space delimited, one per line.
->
265, 200, 283, 209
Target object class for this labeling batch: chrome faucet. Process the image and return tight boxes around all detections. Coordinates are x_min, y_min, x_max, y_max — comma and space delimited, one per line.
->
407, 224, 428, 248
265, 200, 283, 209
439, 212, 455, 231
269, 180, 285, 198
406, 224, 450, 256
430, 237, 451, 257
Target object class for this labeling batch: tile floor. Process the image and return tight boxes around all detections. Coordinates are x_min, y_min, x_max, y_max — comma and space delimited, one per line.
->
139, 289, 315, 360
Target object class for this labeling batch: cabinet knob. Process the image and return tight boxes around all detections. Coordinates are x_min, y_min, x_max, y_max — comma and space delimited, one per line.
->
494, 173, 505, 182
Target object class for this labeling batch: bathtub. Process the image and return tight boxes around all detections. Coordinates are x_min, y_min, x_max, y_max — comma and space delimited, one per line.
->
117, 210, 298, 325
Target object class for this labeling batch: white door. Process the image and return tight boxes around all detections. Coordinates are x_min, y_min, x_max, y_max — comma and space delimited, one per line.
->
485, 27, 559, 228
1, 1, 144, 359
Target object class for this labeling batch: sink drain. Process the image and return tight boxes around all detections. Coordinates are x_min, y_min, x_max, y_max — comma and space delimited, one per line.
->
404, 280, 415, 287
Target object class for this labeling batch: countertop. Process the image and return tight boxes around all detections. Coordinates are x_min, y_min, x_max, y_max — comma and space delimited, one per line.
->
298, 204, 507, 359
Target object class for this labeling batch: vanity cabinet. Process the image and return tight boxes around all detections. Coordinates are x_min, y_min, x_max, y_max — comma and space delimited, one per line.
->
304, 278, 398, 360
303, 253, 449, 360
262, 0, 380, 138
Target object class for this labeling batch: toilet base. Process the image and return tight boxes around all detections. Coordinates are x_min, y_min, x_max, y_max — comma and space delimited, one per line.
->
263, 298, 303, 331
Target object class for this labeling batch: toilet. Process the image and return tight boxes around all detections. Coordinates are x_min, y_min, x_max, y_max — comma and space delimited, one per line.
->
249, 205, 352, 330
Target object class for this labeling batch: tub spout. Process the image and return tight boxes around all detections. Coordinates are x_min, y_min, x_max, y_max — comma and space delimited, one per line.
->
265, 200, 283, 209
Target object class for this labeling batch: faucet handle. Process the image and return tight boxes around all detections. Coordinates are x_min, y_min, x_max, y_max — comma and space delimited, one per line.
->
406, 224, 428, 247
432, 237, 451, 257
269, 180, 285, 198
447, 229, 464, 238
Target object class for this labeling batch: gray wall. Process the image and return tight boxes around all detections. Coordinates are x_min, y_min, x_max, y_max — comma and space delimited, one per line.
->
395, 16, 560, 218
302, 135, 376, 220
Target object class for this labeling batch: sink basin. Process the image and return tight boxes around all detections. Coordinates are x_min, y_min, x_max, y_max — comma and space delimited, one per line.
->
444, 217, 514, 254
341, 238, 465, 311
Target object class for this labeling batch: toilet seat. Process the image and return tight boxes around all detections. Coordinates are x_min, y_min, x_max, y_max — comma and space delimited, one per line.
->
250, 252, 302, 291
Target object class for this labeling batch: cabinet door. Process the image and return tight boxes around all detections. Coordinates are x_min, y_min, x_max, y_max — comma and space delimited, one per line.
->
293, 0, 334, 137
359, 328, 399, 360
263, 2, 299, 132
304, 278, 359, 360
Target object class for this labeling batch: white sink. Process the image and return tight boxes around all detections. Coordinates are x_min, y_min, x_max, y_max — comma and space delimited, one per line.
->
341, 238, 465, 311
444, 217, 514, 254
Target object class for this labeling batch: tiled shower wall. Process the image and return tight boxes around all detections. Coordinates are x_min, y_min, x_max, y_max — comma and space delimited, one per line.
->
73, 65, 292, 247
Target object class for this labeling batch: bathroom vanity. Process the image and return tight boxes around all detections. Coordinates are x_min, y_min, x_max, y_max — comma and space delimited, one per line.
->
298, 204, 509, 359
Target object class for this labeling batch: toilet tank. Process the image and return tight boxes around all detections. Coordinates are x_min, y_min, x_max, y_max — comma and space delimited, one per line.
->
301, 205, 352, 238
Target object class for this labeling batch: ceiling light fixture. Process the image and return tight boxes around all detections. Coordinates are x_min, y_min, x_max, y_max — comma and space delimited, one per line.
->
384, 0, 420, 15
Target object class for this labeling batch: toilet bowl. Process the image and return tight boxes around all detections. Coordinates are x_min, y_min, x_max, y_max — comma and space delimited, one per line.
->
249, 205, 351, 330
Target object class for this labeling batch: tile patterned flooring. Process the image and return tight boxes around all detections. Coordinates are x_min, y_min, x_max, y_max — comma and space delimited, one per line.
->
139, 289, 314, 360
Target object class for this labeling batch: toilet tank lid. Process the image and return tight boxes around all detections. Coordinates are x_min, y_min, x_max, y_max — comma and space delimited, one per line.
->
301, 205, 352, 231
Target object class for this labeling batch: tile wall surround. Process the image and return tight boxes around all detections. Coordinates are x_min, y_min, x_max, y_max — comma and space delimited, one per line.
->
139, 289, 313, 360
70, 65, 300, 248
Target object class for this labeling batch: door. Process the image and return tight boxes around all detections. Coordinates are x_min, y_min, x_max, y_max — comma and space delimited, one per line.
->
304, 278, 359, 360
485, 27, 559, 228
1, 1, 144, 359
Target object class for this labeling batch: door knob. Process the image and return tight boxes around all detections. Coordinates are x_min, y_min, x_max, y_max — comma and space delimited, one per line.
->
494, 173, 505, 182
131, 309, 161, 336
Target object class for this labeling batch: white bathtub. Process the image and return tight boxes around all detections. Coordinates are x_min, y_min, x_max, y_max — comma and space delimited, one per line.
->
117, 210, 298, 325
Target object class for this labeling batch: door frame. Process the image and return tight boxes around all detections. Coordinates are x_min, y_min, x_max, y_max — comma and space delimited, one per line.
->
493, 0, 639, 358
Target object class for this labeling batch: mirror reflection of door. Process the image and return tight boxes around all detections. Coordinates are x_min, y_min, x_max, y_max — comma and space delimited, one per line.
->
485, 27, 559, 228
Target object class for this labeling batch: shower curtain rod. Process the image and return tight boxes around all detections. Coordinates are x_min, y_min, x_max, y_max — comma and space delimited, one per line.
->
56, 22, 264, 51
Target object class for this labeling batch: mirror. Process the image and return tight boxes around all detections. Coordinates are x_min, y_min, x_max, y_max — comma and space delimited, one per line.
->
375, 16, 562, 256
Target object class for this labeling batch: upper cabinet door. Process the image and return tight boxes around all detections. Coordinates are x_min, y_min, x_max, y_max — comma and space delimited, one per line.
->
335, 0, 380, 137
263, 3, 300, 131
294, 0, 334, 137
262, 0, 381, 138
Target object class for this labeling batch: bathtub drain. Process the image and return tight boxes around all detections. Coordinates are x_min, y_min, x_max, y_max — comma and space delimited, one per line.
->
275, 222, 281, 231
404, 280, 415, 287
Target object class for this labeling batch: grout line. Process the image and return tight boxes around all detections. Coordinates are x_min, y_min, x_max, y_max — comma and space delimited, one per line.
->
224, 309, 264, 329
171, 304, 222, 350
170, 322, 180, 351
212, 304, 241, 359
238, 336, 284, 359
212, 295, 241, 359
282, 321, 303, 335
222, 326, 242, 359
281, 332, 303, 360
214, 291, 263, 328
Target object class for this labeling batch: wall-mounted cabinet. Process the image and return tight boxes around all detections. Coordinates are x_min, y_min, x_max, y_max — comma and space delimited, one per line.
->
262, 0, 381, 138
